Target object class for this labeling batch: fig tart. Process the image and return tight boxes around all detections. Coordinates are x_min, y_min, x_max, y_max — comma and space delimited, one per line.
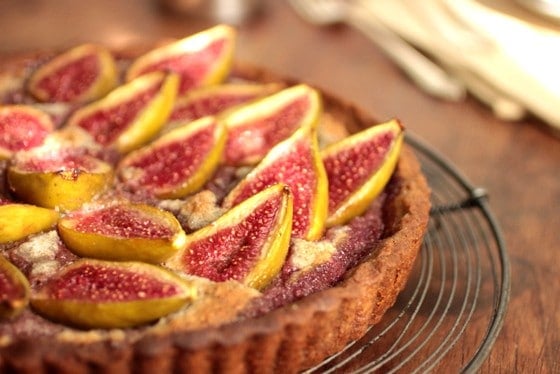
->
0, 25, 430, 373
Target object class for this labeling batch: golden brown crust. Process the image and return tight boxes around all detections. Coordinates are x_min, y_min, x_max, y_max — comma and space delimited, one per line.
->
0, 54, 430, 373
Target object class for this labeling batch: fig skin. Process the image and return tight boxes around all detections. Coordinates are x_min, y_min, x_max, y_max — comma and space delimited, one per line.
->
7, 151, 114, 211
322, 119, 404, 227
0, 255, 30, 320
166, 184, 293, 290
66, 71, 179, 154
118, 116, 227, 199
27, 44, 118, 103
30, 259, 196, 329
58, 203, 187, 264
0, 203, 59, 243
0, 105, 54, 159
126, 25, 236, 94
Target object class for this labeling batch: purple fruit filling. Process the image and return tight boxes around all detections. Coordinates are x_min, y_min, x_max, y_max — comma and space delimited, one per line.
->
138, 39, 227, 94
225, 96, 310, 165
126, 123, 215, 190
231, 140, 316, 239
247, 194, 386, 316
76, 82, 161, 146
185, 194, 282, 282
72, 205, 175, 239
36, 54, 99, 102
325, 131, 394, 211
47, 264, 181, 301
0, 112, 50, 151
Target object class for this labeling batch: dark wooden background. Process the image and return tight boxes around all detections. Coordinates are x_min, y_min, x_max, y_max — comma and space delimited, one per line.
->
0, 0, 558, 372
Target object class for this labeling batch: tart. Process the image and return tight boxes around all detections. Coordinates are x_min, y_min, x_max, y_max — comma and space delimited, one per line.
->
0, 25, 430, 373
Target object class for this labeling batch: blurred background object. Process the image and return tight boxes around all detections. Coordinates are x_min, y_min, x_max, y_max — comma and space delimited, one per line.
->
160, 0, 263, 25
358, 0, 560, 130
516, 0, 560, 21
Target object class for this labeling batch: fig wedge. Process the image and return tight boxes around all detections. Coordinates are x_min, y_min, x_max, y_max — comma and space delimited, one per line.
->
223, 125, 328, 241
66, 71, 179, 153
0, 203, 59, 243
27, 44, 118, 103
322, 119, 404, 227
0, 105, 54, 159
166, 184, 293, 290
222, 84, 322, 166
58, 203, 187, 264
118, 116, 226, 199
7, 148, 113, 211
30, 259, 196, 329
0, 255, 30, 320
126, 25, 236, 94
168, 82, 282, 124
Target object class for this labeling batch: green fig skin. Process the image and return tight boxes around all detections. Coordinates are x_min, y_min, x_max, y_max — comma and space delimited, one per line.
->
0, 255, 30, 320
30, 259, 196, 329
58, 203, 187, 264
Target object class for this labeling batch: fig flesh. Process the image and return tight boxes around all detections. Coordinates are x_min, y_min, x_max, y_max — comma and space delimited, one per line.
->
168, 82, 282, 124
166, 184, 293, 290
118, 116, 226, 199
27, 44, 118, 103
0, 203, 59, 243
7, 148, 113, 211
66, 72, 179, 153
0, 255, 30, 320
126, 25, 236, 94
30, 259, 196, 329
322, 119, 404, 227
58, 203, 187, 264
0, 105, 54, 159
222, 84, 321, 166
223, 125, 328, 241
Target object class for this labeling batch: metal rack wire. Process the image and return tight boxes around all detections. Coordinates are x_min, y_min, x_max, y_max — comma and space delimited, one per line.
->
308, 133, 511, 373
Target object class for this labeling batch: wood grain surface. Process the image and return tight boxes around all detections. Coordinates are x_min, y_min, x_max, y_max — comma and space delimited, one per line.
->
0, 0, 558, 372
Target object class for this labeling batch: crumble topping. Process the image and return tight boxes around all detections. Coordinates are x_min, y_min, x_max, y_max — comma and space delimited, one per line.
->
290, 238, 338, 271
12, 231, 60, 280
159, 190, 225, 231
153, 277, 260, 333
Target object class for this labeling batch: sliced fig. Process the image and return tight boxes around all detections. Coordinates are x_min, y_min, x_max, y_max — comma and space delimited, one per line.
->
7, 148, 113, 211
66, 72, 179, 153
165, 184, 293, 290
322, 119, 404, 227
0, 203, 59, 243
223, 125, 328, 240
0, 105, 54, 159
168, 82, 282, 124
30, 259, 196, 328
222, 84, 322, 166
126, 25, 236, 94
27, 44, 118, 103
0, 255, 30, 319
58, 202, 187, 264
118, 116, 226, 199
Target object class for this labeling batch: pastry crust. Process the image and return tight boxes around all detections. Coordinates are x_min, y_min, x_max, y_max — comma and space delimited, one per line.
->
0, 53, 430, 373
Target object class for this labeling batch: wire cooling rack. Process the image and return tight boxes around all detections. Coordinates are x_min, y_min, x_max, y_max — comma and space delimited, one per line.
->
308, 133, 511, 373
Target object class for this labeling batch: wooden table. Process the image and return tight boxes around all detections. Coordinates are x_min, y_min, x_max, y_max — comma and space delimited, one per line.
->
0, 0, 558, 372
